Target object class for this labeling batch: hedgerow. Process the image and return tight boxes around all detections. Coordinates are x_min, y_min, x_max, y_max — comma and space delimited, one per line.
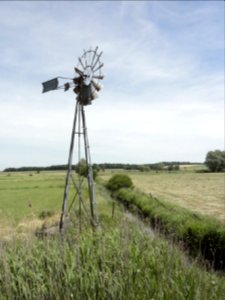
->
114, 188, 225, 270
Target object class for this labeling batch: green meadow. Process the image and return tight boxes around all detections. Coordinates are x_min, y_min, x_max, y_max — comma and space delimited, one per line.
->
0, 170, 225, 299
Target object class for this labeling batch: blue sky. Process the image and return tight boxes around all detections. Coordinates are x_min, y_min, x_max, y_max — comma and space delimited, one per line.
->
0, 1, 224, 170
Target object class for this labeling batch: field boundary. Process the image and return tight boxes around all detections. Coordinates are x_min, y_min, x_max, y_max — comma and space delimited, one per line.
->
112, 187, 225, 271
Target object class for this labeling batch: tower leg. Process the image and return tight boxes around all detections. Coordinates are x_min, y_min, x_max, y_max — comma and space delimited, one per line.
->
81, 106, 98, 227
59, 101, 78, 232
59, 102, 98, 232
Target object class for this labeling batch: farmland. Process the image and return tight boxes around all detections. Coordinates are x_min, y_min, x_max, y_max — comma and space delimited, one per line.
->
0, 170, 225, 299
99, 168, 225, 222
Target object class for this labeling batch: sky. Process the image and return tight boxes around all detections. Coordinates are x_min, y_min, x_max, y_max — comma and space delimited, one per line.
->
0, 1, 224, 170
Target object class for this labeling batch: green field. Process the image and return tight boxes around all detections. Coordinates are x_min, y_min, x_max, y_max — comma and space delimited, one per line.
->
99, 169, 225, 222
0, 171, 64, 238
0, 170, 225, 299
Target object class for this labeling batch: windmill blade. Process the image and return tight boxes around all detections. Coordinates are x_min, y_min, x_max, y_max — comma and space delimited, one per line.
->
92, 75, 104, 80
91, 46, 98, 66
93, 63, 104, 73
87, 47, 92, 66
92, 51, 103, 71
78, 57, 85, 70
74, 67, 84, 76
83, 49, 88, 67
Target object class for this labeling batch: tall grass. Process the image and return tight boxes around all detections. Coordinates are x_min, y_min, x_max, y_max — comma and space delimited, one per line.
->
0, 217, 225, 300
0, 172, 225, 299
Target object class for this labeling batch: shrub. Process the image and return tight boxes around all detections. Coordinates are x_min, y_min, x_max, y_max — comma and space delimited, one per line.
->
106, 174, 133, 191
205, 150, 225, 172
38, 210, 55, 219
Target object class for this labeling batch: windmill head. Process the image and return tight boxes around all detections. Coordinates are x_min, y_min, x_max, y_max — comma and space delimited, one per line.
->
42, 46, 104, 106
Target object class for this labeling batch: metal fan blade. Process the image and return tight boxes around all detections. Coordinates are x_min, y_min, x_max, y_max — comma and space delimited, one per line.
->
91, 46, 98, 66
83, 49, 88, 67
92, 51, 103, 70
78, 57, 85, 70
93, 63, 104, 73
92, 75, 104, 80
74, 67, 84, 76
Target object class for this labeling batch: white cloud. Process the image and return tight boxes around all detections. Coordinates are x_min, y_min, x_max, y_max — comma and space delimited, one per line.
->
0, 1, 223, 169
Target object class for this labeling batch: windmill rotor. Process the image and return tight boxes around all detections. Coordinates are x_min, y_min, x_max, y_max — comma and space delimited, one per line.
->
75, 47, 104, 105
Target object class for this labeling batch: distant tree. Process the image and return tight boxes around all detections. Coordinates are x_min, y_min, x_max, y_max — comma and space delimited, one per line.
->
139, 165, 150, 172
205, 150, 225, 172
173, 164, 180, 171
151, 163, 165, 171
106, 174, 133, 191
168, 164, 173, 172
168, 164, 180, 171
75, 159, 98, 180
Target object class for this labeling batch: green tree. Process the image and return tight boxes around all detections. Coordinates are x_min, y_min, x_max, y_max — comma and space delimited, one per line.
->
205, 150, 225, 172
168, 164, 180, 171
75, 159, 98, 180
106, 174, 133, 191
139, 165, 150, 172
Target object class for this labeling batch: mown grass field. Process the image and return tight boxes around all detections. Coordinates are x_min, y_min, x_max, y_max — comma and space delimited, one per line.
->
99, 168, 225, 222
0, 170, 225, 299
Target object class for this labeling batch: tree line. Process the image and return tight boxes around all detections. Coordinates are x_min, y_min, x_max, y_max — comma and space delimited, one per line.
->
3, 150, 224, 173
3, 162, 191, 173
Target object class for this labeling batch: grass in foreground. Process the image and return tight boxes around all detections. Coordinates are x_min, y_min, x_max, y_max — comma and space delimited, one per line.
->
0, 171, 225, 299
1, 216, 225, 300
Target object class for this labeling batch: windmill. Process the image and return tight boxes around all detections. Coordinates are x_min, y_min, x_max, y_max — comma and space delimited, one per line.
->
42, 47, 104, 232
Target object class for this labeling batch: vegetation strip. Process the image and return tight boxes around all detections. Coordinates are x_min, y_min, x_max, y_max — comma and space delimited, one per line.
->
110, 185, 225, 270
1, 219, 225, 300
1, 172, 225, 299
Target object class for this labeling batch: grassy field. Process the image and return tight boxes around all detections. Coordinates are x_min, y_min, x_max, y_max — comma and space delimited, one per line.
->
0, 171, 225, 299
0, 171, 119, 237
99, 169, 225, 222
0, 171, 64, 237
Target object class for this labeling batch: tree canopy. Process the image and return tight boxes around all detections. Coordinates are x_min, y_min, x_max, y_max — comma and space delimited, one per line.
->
205, 150, 225, 172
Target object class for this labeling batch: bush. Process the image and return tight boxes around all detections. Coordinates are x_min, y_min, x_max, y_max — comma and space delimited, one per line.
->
106, 174, 133, 191
38, 210, 55, 219
205, 150, 225, 172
